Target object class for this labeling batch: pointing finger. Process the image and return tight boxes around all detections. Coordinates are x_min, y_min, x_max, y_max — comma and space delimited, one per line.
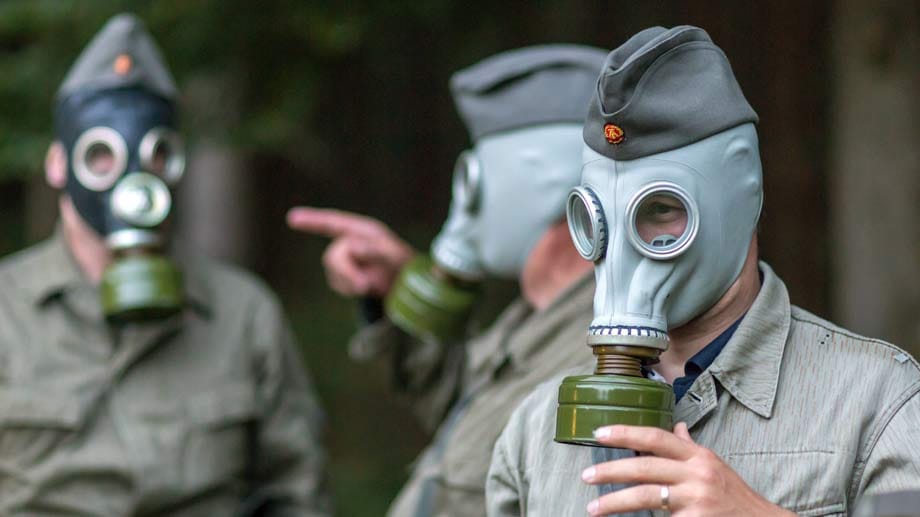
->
287, 207, 376, 239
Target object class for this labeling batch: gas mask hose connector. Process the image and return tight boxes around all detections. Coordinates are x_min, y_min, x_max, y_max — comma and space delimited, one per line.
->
592, 345, 660, 377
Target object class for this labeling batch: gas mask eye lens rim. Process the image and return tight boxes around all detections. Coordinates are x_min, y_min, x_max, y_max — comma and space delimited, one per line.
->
452, 150, 481, 213
140, 127, 186, 185
626, 182, 699, 260
566, 186, 607, 262
72, 127, 128, 192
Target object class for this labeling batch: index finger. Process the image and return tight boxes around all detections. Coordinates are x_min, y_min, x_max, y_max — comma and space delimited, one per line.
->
593, 425, 696, 461
287, 206, 375, 239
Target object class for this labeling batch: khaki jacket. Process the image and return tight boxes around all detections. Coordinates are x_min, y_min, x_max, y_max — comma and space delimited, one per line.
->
358, 273, 595, 517
487, 263, 920, 517
0, 233, 330, 516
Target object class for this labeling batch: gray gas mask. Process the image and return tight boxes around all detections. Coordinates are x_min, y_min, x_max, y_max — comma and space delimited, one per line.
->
383, 43, 607, 343
386, 124, 585, 341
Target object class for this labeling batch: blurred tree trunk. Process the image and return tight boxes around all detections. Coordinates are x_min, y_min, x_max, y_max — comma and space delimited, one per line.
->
177, 73, 252, 267
178, 140, 252, 266
829, 0, 920, 355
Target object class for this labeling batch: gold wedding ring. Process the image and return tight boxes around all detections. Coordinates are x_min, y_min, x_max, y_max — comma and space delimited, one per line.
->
660, 485, 671, 511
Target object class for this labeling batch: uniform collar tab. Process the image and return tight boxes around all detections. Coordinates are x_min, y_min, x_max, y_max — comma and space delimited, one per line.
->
709, 261, 790, 418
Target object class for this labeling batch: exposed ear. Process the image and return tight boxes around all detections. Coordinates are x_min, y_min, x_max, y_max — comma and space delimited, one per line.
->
45, 141, 67, 189
722, 124, 764, 221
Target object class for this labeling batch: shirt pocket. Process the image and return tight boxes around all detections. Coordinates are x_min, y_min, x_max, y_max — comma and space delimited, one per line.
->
181, 381, 258, 485
724, 449, 850, 516
0, 390, 83, 468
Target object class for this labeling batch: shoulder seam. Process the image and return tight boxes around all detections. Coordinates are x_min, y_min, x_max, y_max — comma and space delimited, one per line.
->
848, 379, 920, 501
790, 309, 920, 372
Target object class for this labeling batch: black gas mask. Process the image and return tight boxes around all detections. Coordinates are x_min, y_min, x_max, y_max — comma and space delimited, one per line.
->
55, 86, 186, 321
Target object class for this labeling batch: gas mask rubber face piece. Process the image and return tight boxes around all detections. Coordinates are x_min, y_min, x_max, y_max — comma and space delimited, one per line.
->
56, 87, 186, 321
385, 124, 585, 342
554, 123, 763, 445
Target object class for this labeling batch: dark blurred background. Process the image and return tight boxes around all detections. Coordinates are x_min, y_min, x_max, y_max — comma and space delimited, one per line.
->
1, 0, 918, 515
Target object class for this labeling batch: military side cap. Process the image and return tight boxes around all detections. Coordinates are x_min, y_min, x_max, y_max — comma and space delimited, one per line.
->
57, 13, 177, 101
450, 44, 607, 141
584, 26, 758, 160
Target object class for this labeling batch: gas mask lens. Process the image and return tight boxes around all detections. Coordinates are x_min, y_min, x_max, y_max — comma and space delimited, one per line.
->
566, 186, 607, 262
452, 150, 481, 213
140, 127, 186, 185
72, 127, 128, 191
627, 182, 698, 259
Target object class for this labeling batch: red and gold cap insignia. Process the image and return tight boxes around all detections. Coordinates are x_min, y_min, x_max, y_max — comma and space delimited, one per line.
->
604, 123, 625, 145
114, 54, 133, 76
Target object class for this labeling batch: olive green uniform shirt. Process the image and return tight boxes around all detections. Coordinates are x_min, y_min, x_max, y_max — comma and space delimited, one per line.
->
487, 263, 920, 517
394, 274, 596, 517
354, 274, 595, 517
0, 233, 330, 516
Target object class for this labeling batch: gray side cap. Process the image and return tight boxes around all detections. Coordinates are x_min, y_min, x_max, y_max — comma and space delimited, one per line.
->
584, 25, 758, 160
450, 44, 608, 141
57, 13, 177, 100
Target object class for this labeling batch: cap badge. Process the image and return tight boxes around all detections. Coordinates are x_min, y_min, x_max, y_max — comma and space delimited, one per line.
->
604, 123, 625, 145
114, 54, 133, 76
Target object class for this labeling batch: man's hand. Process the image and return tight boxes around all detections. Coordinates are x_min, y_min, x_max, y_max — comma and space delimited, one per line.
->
581, 423, 795, 517
287, 207, 416, 298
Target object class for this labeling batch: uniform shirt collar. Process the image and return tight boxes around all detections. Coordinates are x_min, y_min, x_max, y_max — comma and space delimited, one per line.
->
670, 315, 744, 403
24, 226, 213, 318
707, 261, 791, 418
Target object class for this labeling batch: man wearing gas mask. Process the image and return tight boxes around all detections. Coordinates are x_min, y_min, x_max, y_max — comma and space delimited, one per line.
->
289, 45, 605, 515
0, 14, 329, 515
487, 26, 920, 517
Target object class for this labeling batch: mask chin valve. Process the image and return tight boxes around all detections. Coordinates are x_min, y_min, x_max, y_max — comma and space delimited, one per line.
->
554, 331, 675, 447
383, 255, 480, 342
